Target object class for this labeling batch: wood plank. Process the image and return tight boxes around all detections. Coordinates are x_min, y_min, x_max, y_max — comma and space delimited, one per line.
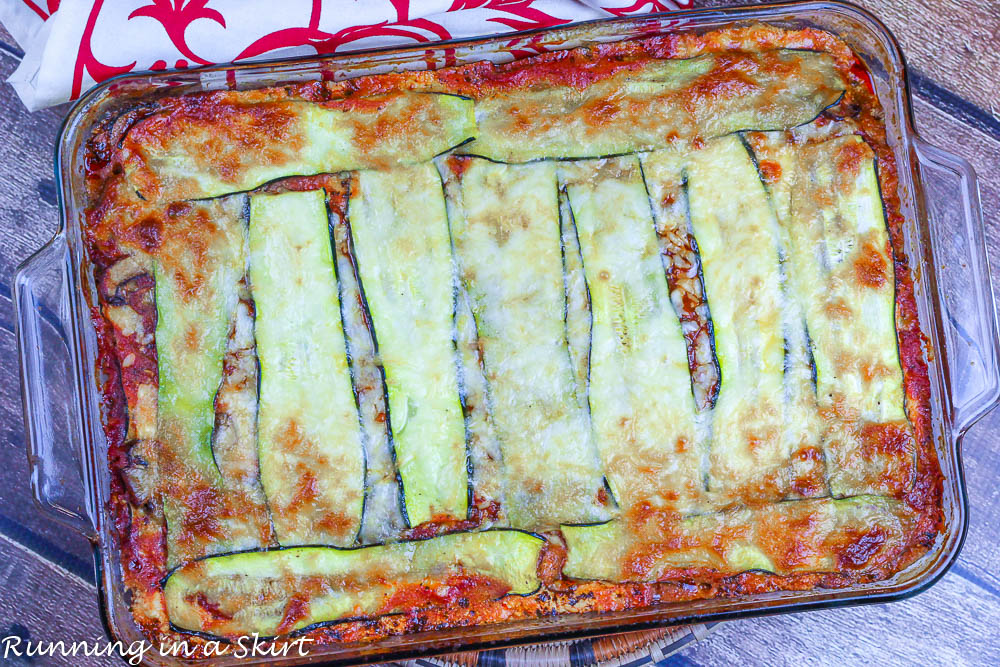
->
675, 566, 1000, 665
0, 52, 104, 576
0, 532, 113, 666
853, 0, 1000, 119
0, 52, 67, 284
0, 24, 15, 51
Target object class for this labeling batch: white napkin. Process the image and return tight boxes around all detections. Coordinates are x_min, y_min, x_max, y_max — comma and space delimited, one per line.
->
1, 0, 689, 110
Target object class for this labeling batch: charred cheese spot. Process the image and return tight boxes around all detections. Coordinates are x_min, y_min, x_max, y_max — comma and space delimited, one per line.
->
835, 526, 887, 570
683, 54, 762, 110
854, 239, 888, 288
177, 486, 226, 545
125, 216, 163, 253
789, 447, 826, 498
286, 466, 320, 513
186, 591, 233, 622
276, 595, 311, 636
758, 159, 782, 183
835, 138, 869, 178
583, 99, 621, 128
858, 421, 915, 458
316, 511, 356, 537
824, 298, 853, 319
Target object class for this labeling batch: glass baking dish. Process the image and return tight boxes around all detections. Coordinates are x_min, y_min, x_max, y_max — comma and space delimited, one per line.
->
13, 1, 1000, 665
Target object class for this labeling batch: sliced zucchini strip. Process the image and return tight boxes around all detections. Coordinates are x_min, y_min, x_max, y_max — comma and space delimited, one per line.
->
454, 282, 507, 522
743, 131, 829, 498
563, 496, 916, 581
783, 135, 914, 496
328, 183, 407, 545
209, 289, 274, 503
154, 196, 272, 567
682, 135, 789, 502
559, 156, 704, 515
460, 50, 844, 162
249, 189, 365, 546
348, 164, 468, 526
125, 93, 476, 200
164, 530, 544, 638
639, 149, 719, 414
441, 157, 614, 529
558, 186, 592, 411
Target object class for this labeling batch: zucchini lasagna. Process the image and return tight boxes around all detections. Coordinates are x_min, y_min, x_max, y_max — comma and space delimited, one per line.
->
83, 24, 941, 649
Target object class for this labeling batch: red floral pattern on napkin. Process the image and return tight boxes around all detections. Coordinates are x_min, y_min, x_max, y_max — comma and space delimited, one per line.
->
2, 0, 690, 110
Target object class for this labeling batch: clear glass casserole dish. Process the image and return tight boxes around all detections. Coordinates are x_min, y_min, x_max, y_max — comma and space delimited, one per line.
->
13, 1, 999, 664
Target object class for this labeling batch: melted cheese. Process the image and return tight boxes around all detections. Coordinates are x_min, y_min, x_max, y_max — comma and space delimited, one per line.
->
328, 190, 408, 545
560, 156, 704, 514
743, 130, 830, 499
124, 93, 476, 201
563, 495, 917, 581
558, 187, 593, 411
682, 136, 790, 503
154, 196, 272, 567
249, 190, 365, 546
210, 292, 271, 502
639, 149, 720, 414
442, 157, 614, 529
781, 135, 915, 496
165, 530, 544, 637
461, 50, 845, 162
454, 281, 507, 521
349, 165, 468, 526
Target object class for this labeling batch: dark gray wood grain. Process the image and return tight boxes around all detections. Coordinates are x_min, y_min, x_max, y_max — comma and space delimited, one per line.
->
674, 569, 1000, 666
0, 3, 998, 665
0, 55, 66, 283
854, 0, 1000, 116
0, 533, 113, 666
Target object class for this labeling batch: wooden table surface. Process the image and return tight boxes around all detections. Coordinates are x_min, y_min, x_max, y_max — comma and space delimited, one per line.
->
0, 2, 997, 665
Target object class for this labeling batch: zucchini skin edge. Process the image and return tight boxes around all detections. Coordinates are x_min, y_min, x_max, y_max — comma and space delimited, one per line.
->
338, 175, 406, 530
161, 527, 547, 641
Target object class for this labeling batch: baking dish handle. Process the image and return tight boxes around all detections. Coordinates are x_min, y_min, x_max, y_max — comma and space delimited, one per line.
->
14, 233, 97, 540
913, 138, 1000, 434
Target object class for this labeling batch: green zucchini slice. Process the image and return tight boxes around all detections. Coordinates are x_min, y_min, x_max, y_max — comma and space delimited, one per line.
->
208, 286, 274, 505
681, 135, 790, 503
460, 50, 845, 162
327, 183, 408, 544
348, 164, 469, 527
125, 93, 476, 201
558, 182, 593, 411
164, 530, 544, 638
154, 196, 273, 568
781, 135, 915, 496
563, 495, 916, 581
638, 149, 720, 414
742, 131, 829, 498
248, 189, 366, 546
440, 157, 615, 529
559, 156, 704, 515
454, 280, 507, 522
